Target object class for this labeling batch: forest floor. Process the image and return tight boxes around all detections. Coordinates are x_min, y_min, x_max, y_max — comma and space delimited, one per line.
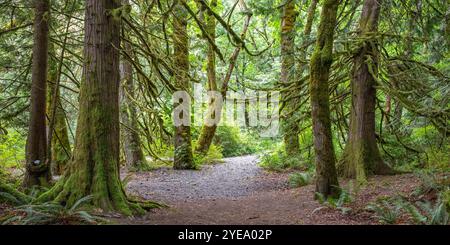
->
117, 155, 421, 225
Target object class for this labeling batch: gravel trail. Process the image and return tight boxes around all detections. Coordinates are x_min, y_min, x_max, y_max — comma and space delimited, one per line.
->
126, 155, 288, 203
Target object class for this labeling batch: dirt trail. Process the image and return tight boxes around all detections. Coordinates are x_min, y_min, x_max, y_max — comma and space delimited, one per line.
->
126, 155, 287, 202
121, 155, 419, 225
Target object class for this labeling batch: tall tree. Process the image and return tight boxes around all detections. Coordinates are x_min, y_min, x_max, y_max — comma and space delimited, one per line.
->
195, 0, 252, 154
173, 1, 195, 169
280, 0, 299, 155
120, 0, 146, 170
338, 0, 394, 181
309, 0, 340, 198
47, 50, 71, 176
39, 0, 140, 215
195, 0, 218, 154
24, 0, 51, 187
46, 1, 76, 176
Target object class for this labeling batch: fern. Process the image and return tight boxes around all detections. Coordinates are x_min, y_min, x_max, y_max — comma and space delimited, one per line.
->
2, 196, 106, 225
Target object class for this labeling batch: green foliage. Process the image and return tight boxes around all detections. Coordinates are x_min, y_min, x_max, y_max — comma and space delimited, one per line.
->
193, 143, 223, 166
403, 199, 449, 225
366, 197, 404, 224
1, 195, 106, 225
367, 171, 450, 225
288, 172, 313, 188
259, 143, 311, 171
213, 126, 259, 157
314, 185, 353, 215
0, 130, 25, 168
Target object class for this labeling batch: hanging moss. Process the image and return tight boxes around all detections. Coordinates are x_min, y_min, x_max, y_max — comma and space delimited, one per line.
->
172, 2, 195, 169
280, 0, 300, 155
309, 0, 341, 198
337, 0, 395, 182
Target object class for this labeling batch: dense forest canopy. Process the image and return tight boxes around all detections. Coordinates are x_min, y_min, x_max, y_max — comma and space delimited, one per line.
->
0, 0, 448, 225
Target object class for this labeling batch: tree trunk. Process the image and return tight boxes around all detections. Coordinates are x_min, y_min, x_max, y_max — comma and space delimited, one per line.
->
39, 0, 141, 215
196, 0, 218, 155
173, 2, 195, 169
280, 0, 299, 155
309, 0, 340, 198
47, 45, 71, 176
194, 0, 252, 154
24, 0, 51, 187
338, 0, 394, 181
120, 0, 146, 170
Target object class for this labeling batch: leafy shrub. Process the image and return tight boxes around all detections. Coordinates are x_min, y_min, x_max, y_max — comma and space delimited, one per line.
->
288, 172, 313, 188
213, 126, 257, 157
313, 186, 353, 215
193, 143, 224, 166
259, 144, 311, 171
0, 130, 25, 168
403, 199, 449, 225
366, 198, 404, 224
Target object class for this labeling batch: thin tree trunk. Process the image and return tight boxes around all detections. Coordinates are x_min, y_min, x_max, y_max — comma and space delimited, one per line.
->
47, 64, 71, 176
298, 0, 318, 76
173, 2, 195, 169
309, 0, 340, 198
24, 0, 51, 187
120, 0, 146, 170
39, 0, 141, 215
338, 0, 394, 181
196, 0, 218, 154
280, 0, 299, 155
195, 0, 252, 154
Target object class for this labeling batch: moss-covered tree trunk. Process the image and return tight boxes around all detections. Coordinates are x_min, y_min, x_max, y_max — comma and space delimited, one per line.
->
280, 0, 299, 155
338, 0, 394, 181
24, 0, 51, 187
119, 0, 146, 170
196, 0, 218, 155
309, 0, 340, 198
298, 0, 318, 74
47, 45, 71, 176
39, 0, 141, 215
173, 2, 195, 169
119, 58, 146, 170
196, 0, 253, 153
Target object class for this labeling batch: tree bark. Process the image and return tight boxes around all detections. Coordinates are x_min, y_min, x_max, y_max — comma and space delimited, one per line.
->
47, 44, 71, 176
196, 0, 218, 155
173, 2, 195, 169
120, 0, 146, 170
338, 0, 394, 181
309, 0, 340, 198
24, 0, 51, 187
280, 0, 299, 155
39, 0, 141, 215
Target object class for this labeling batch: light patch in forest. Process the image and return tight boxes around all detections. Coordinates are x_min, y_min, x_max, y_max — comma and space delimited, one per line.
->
173, 83, 279, 137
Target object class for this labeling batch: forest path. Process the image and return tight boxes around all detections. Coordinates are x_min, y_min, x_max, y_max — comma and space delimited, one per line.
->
121, 156, 418, 224
126, 155, 288, 202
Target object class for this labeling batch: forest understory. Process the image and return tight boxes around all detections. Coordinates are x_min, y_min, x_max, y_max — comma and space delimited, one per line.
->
0, 0, 449, 226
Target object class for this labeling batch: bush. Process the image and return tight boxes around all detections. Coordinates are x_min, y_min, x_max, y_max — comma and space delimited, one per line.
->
313, 186, 353, 215
193, 143, 224, 166
288, 172, 313, 188
0, 130, 25, 168
366, 197, 403, 224
259, 144, 311, 171
213, 126, 257, 157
